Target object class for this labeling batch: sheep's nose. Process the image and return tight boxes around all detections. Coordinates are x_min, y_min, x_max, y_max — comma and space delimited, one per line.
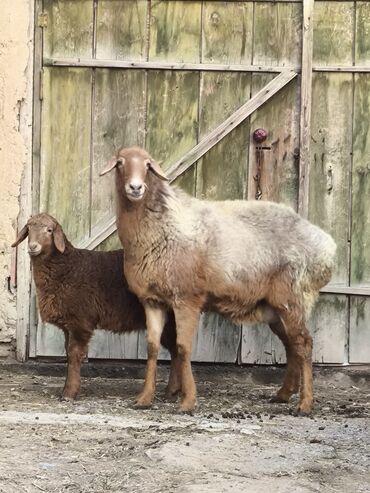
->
129, 183, 143, 192
29, 242, 38, 251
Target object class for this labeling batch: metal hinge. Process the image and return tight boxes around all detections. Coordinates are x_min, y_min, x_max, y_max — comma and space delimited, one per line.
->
37, 12, 48, 28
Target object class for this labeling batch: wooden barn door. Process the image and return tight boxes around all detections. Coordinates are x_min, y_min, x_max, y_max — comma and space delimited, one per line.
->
29, 0, 370, 365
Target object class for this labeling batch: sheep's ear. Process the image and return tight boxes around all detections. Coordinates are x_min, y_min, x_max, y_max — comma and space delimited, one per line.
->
99, 156, 125, 176
11, 225, 29, 247
147, 160, 169, 181
53, 225, 65, 253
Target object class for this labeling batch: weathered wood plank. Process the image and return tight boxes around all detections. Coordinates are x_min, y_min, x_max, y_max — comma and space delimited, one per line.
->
351, 74, 370, 286
247, 74, 300, 208
89, 331, 139, 360
298, 0, 314, 217
313, 1, 354, 66
36, 323, 66, 358
96, 0, 147, 60
355, 2, 370, 65
253, 2, 302, 66
202, 1, 253, 64
191, 314, 241, 363
308, 73, 352, 285
43, 0, 94, 59
37, 67, 92, 358
40, 67, 92, 243
44, 58, 296, 73
146, 70, 199, 167
197, 72, 251, 200
309, 295, 348, 363
241, 324, 285, 365
91, 69, 146, 226
349, 296, 370, 363
149, 1, 202, 63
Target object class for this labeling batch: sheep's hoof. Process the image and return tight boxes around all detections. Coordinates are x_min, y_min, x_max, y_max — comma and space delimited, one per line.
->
178, 400, 196, 415
294, 401, 313, 416
270, 393, 290, 404
59, 394, 76, 402
164, 388, 181, 402
133, 394, 153, 409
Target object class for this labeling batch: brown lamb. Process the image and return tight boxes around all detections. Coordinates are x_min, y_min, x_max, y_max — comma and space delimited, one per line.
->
12, 213, 178, 400
100, 146, 337, 415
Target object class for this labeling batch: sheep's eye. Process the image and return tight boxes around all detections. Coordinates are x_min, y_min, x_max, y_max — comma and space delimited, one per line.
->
47, 227, 53, 233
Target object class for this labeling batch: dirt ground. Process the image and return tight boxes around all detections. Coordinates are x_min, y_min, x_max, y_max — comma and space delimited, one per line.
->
0, 361, 369, 493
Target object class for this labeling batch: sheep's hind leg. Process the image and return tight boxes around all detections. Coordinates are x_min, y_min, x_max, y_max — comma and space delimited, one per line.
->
161, 315, 182, 401
269, 319, 300, 403
173, 305, 200, 414
134, 305, 166, 409
277, 306, 313, 415
62, 331, 90, 400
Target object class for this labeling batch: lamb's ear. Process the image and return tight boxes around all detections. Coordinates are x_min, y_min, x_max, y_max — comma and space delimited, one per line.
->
147, 159, 169, 181
99, 156, 125, 176
11, 225, 29, 247
53, 225, 65, 253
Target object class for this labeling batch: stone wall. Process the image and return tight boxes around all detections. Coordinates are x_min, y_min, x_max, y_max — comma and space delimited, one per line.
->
0, 1, 33, 357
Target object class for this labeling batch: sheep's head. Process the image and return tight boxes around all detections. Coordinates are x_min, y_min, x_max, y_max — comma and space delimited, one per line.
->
11, 213, 66, 257
99, 146, 168, 202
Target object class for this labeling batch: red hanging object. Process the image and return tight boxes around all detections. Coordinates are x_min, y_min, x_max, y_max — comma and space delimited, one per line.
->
253, 128, 268, 144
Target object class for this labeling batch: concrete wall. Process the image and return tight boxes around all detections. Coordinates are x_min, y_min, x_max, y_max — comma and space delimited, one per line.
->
0, 1, 33, 357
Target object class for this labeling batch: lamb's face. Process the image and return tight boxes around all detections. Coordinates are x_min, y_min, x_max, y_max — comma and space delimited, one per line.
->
11, 213, 65, 256
100, 147, 168, 203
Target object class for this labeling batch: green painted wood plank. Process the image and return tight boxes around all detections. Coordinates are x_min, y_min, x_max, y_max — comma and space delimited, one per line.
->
146, 70, 199, 167
95, 231, 121, 252
149, 1, 202, 62
40, 68, 91, 243
92, 69, 146, 226
196, 72, 251, 201
356, 2, 370, 65
351, 74, 370, 285
253, 3, 302, 66
202, 1, 253, 64
309, 294, 348, 363
96, 0, 147, 60
308, 73, 352, 285
43, 0, 94, 59
247, 74, 300, 209
313, 1, 354, 65
349, 296, 370, 363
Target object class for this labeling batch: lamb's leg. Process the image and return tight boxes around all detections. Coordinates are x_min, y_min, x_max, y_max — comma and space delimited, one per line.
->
173, 305, 200, 414
161, 317, 181, 401
278, 307, 313, 415
62, 332, 90, 400
135, 305, 166, 408
269, 319, 300, 403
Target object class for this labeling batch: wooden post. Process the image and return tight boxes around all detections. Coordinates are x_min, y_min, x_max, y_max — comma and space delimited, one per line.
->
298, 0, 314, 217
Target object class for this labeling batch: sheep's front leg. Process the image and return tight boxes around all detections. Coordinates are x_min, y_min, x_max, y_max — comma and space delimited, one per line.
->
173, 305, 200, 414
62, 332, 89, 400
135, 305, 166, 408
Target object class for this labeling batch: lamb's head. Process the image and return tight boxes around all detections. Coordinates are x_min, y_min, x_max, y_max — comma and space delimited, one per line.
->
99, 146, 168, 202
11, 213, 66, 257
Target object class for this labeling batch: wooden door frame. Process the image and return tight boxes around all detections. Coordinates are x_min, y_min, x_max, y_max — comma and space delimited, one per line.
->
18, 0, 370, 361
